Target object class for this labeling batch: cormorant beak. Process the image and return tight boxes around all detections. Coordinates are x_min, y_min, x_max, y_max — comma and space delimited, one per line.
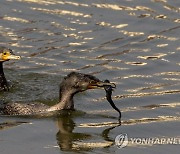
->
87, 81, 116, 89
6, 54, 21, 60
0, 48, 21, 61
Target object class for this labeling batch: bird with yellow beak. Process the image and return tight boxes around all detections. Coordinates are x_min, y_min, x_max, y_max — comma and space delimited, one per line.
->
0, 46, 21, 91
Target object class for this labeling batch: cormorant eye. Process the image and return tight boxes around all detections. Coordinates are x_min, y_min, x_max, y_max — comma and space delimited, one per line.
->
90, 80, 95, 84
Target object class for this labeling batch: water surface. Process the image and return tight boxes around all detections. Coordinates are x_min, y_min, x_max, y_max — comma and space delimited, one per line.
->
0, 0, 180, 153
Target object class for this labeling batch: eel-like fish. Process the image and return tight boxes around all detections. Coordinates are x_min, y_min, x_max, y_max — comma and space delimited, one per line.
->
104, 80, 121, 122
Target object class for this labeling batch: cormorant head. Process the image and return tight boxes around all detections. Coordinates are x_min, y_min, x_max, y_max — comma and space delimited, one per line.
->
0, 46, 21, 62
60, 72, 116, 94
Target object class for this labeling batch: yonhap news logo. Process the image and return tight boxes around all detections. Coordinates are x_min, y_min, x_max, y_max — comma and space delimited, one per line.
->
115, 134, 180, 149
115, 134, 128, 149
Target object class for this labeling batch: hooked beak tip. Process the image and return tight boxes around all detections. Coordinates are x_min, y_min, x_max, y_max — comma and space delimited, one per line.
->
97, 80, 116, 88
8, 55, 21, 60
88, 81, 116, 89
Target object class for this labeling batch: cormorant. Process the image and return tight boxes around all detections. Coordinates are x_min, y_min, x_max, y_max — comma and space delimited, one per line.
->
0, 72, 116, 115
0, 46, 21, 91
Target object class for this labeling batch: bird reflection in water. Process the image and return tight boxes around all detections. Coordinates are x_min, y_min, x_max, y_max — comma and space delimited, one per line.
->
55, 111, 121, 151
55, 112, 91, 151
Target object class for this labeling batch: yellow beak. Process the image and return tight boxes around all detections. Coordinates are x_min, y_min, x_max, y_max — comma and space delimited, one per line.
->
6, 54, 21, 60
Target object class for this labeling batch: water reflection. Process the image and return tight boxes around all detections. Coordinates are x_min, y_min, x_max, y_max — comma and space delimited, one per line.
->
0, 121, 28, 130
55, 112, 121, 151
55, 111, 180, 151
1, 0, 180, 153
56, 113, 91, 151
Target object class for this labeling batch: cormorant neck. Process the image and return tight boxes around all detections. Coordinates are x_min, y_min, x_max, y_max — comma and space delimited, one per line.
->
47, 88, 75, 112
59, 88, 75, 109
0, 62, 9, 91
0, 63, 4, 75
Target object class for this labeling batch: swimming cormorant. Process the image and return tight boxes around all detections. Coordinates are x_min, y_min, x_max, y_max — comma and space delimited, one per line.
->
0, 46, 21, 91
0, 72, 116, 115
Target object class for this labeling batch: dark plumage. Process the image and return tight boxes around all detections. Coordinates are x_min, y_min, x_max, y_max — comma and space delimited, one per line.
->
0, 46, 20, 91
0, 72, 115, 115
